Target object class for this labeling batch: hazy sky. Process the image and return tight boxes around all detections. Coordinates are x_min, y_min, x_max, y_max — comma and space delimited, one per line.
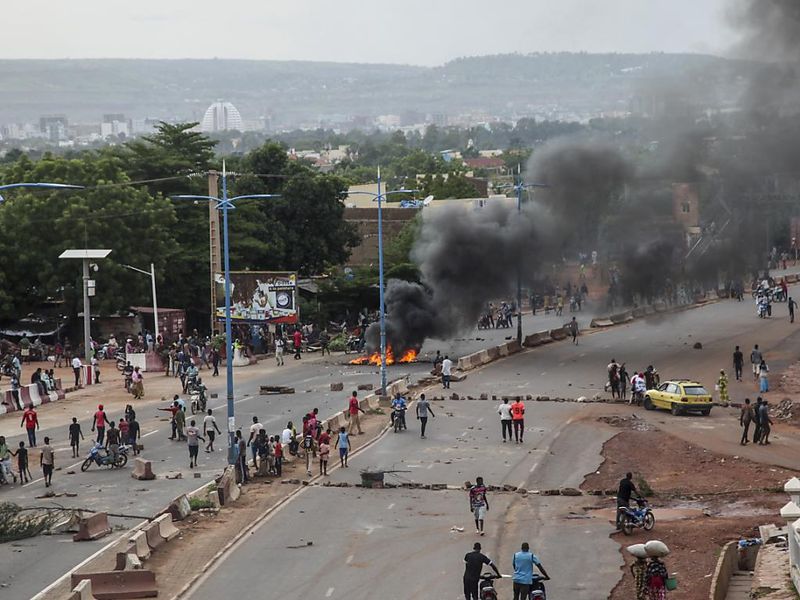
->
4, 0, 737, 65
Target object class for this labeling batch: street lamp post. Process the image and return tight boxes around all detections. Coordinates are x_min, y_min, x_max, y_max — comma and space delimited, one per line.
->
347, 170, 418, 396
172, 162, 280, 465
511, 174, 549, 346
123, 263, 159, 346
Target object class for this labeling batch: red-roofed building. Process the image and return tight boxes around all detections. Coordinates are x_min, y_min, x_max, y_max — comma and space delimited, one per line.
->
463, 157, 508, 174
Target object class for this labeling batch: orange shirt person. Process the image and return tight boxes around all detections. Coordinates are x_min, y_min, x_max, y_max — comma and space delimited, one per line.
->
510, 399, 525, 444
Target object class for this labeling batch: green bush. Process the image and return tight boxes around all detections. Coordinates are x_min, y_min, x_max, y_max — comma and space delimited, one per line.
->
328, 332, 347, 352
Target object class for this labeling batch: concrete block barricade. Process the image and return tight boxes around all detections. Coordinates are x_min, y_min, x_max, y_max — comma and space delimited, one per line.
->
644, 306, 656, 315
129, 531, 151, 561
589, 318, 614, 328
609, 311, 634, 324
523, 331, 553, 346
706, 289, 719, 300
505, 340, 522, 354
217, 465, 240, 506
653, 301, 667, 312
166, 494, 191, 521
144, 520, 166, 552
115, 550, 142, 571
1, 390, 17, 413
549, 328, 568, 341
131, 458, 155, 481
70, 571, 157, 600
68, 578, 96, 600
487, 345, 502, 359
787, 274, 799, 284
154, 513, 180, 541
632, 307, 646, 318
19, 385, 33, 408
73, 512, 112, 542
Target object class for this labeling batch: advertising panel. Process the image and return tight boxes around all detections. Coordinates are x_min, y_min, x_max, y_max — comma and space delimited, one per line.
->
214, 272, 298, 324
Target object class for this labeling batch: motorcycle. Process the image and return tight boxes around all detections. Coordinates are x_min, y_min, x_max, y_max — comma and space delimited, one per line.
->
80, 443, 129, 471
115, 352, 128, 372
478, 573, 502, 600
189, 382, 207, 414
618, 497, 655, 536
95, 344, 119, 360
344, 335, 364, 354
392, 407, 407, 433
530, 574, 548, 599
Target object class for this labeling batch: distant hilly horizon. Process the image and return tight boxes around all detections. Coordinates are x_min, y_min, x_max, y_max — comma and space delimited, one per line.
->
0, 52, 752, 128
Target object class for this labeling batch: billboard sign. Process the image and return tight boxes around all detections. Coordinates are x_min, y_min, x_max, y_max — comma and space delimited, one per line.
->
215, 272, 298, 324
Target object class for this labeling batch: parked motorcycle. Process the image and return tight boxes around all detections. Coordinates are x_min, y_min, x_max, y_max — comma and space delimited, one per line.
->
618, 497, 655, 535
344, 335, 364, 354
80, 443, 129, 471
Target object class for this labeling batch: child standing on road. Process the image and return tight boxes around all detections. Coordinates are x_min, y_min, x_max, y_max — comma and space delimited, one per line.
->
13, 441, 30, 483
319, 439, 330, 476
337, 427, 350, 468
69, 417, 84, 458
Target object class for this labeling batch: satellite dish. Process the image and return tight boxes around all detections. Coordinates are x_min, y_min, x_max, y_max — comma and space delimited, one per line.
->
423, 195, 434, 206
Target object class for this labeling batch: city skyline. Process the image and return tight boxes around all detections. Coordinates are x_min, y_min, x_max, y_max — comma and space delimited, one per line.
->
3, 0, 736, 66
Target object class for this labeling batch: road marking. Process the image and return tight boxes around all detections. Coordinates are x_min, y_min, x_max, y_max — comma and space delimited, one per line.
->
326, 587, 335, 597
477, 417, 484, 423
529, 461, 540, 473
387, 503, 395, 510
540, 372, 547, 376
346, 554, 354, 564
142, 430, 158, 438
517, 480, 526, 489
366, 526, 375, 535
427, 463, 434, 469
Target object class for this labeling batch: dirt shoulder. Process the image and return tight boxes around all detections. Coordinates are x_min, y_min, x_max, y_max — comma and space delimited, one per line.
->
582, 419, 798, 600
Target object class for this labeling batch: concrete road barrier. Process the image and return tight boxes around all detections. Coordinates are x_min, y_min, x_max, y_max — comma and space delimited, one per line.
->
523, 330, 553, 346
68, 578, 96, 600
144, 521, 166, 552
505, 340, 522, 354
644, 306, 656, 315
71, 571, 157, 599
653, 301, 667, 312
487, 345, 501, 359
609, 311, 633, 324
1, 390, 17, 413
166, 494, 191, 521
787, 274, 799, 284
706, 290, 718, 300
549, 328, 568, 341
217, 465, 240, 505
129, 531, 151, 561
115, 550, 142, 571
131, 458, 155, 481
589, 318, 614, 328
154, 513, 180, 541
73, 512, 112, 542
632, 307, 646, 318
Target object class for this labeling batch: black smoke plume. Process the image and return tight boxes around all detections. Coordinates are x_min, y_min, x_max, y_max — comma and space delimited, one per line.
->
365, 202, 554, 352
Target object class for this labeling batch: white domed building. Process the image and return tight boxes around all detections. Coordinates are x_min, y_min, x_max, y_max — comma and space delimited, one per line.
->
200, 101, 244, 132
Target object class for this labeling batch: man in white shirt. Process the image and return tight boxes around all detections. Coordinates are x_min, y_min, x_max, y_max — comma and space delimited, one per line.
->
71, 356, 82, 387
498, 398, 513, 442
202, 409, 222, 453
248, 416, 264, 468
441, 355, 453, 389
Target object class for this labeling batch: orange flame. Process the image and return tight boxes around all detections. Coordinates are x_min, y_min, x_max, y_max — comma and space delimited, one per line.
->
349, 345, 418, 366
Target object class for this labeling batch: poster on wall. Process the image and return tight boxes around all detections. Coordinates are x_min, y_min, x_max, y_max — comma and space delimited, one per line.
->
214, 272, 299, 324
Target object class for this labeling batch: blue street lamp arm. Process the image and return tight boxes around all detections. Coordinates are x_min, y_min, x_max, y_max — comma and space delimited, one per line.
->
347, 189, 419, 200
170, 193, 281, 210
0, 182, 85, 202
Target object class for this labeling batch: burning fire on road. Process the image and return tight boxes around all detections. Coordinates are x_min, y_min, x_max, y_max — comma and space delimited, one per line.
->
349, 345, 418, 366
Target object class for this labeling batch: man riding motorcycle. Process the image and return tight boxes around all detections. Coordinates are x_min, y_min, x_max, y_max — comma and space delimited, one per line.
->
616, 471, 642, 530
390, 393, 408, 430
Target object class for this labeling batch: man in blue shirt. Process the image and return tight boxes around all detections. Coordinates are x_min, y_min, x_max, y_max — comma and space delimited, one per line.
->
390, 393, 407, 430
512, 542, 550, 600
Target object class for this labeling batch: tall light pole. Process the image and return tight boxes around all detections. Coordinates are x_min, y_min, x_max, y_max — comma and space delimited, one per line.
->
172, 162, 280, 465
123, 263, 159, 346
348, 170, 418, 396
511, 171, 549, 346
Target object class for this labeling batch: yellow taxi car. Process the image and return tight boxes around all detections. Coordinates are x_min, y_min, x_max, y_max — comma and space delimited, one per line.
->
643, 379, 713, 416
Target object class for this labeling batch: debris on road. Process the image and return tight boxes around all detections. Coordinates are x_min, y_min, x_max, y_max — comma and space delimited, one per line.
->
260, 385, 295, 395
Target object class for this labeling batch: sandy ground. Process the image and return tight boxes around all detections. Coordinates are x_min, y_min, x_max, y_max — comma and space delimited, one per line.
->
582, 422, 798, 600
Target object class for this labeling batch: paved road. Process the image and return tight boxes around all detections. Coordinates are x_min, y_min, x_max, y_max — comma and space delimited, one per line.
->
184, 293, 800, 600
187, 400, 619, 600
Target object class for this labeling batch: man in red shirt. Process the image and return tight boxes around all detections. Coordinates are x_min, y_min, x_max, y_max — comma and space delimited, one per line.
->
511, 398, 525, 444
92, 404, 110, 444
347, 391, 365, 435
293, 329, 303, 360
273, 437, 283, 476
20, 407, 39, 447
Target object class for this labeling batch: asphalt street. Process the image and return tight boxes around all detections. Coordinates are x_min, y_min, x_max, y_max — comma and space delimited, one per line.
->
184, 293, 800, 600
0, 314, 567, 600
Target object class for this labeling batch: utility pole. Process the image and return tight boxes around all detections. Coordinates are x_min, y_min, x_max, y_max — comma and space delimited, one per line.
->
208, 171, 221, 333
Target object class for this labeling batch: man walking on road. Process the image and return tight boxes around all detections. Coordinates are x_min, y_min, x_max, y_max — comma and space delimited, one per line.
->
733, 346, 744, 382
790, 297, 797, 323
40, 437, 54, 487
203, 409, 221, 452
69, 417, 84, 458
463, 542, 501, 600
750, 345, 762, 381
20, 406, 39, 448
92, 404, 110, 444
759, 400, 773, 445
337, 426, 351, 468
740, 398, 754, 445
753, 397, 764, 443
248, 416, 264, 468
416, 393, 435, 438
441, 355, 453, 389
512, 542, 550, 600
510, 397, 525, 443
498, 398, 513, 442
469, 476, 490, 536
186, 419, 204, 468
347, 391, 365, 435
569, 317, 579, 345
